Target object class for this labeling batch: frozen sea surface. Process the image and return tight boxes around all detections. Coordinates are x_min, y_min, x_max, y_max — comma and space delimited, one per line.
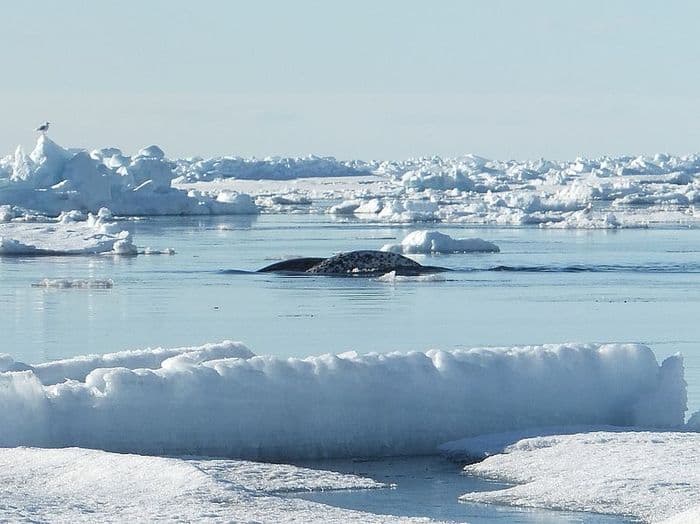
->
1, 214, 699, 415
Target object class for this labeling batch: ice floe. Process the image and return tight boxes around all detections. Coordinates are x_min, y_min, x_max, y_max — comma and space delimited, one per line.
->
0, 208, 137, 255
0, 341, 686, 459
457, 430, 700, 523
0, 207, 179, 256
381, 230, 499, 254
0, 447, 405, 523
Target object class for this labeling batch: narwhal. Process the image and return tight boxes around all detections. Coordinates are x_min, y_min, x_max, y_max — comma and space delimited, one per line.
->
257, 250, 448, 276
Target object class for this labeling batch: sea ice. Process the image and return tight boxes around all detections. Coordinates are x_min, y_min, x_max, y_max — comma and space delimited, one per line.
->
5, 136, 700, 226
376, 271, 447, 283
0, 136, 258, 216
0, 447, 407, 523
457, 430, 700, 523
381, 230, 499, 254
174, 154, 368, 181
352, 198, 440, 222
0, 341, 686, 459
0, 209, 136, 255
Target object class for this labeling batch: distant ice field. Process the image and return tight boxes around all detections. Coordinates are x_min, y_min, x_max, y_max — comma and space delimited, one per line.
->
1, 214, 699, 416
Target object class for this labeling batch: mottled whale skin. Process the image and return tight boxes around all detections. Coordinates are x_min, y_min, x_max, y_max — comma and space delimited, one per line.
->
257, 250, 448, 276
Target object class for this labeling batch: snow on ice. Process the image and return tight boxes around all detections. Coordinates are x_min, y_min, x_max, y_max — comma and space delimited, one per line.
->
0, 136, 258, 216
0, 341, 687, 459
0, 208, 137, 255
5, 136, 700, 226
457, 430, 700, 523
381, 230, 499, 254
0, 447, 407, 523
174, 154, 368, 181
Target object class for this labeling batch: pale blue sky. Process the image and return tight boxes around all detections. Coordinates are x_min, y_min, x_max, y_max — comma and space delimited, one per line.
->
1, 1, 699, 160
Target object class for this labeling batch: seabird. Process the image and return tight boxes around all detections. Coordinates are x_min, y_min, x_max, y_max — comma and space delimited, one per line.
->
35, 121, 50, 134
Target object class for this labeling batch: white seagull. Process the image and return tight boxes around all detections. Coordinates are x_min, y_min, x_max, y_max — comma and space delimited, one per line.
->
35, 121, 50, 134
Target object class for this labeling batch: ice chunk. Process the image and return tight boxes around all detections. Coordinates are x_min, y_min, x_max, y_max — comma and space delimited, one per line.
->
31, 279, 114, 289
328, 200, 361, 214
376, 270, 446, 283
136, 145, 165, 159
381, 230, 499, 254
352, 198, 439, 222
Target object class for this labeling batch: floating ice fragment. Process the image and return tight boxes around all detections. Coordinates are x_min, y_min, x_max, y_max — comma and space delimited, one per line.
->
32, 279, 114, 289
381, 230, 499, 254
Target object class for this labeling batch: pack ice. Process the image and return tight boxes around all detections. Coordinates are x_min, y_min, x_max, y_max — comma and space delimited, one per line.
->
0, 341, 686, 460
0, 136, 257, 216
178, 151, 700, 227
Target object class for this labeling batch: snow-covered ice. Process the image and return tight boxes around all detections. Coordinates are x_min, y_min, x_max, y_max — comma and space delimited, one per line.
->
0, 341, 686, 459
26, 340, 255, 385
0, 207, 179, 256
174, 154, 368, 181
5, 136, 700, 226
0, 447, 415, 523
174, 151, 700, 227
457, 430, 700, 523
0, 208, 137, 255
0, 136, 258, 216
381, 230, 499, 254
